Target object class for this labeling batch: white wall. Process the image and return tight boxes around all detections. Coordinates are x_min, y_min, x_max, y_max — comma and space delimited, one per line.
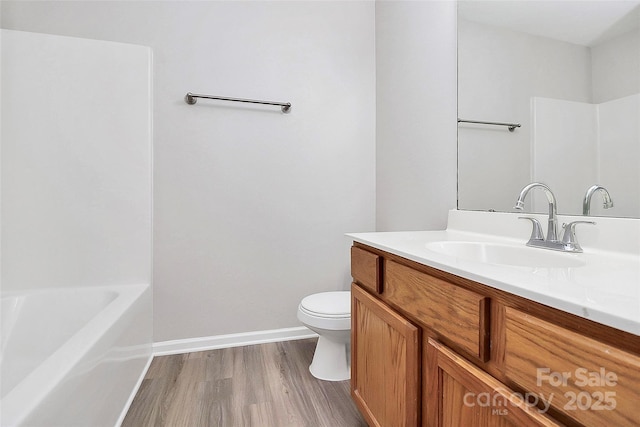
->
592, 28, 640, 103
1, 1, 376, 342
1, 29, 152, 293
375, 0, 457, 231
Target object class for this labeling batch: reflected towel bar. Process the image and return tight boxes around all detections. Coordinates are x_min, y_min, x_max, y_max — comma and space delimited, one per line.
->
458, 118, 520, 132
185, 92, 291, 113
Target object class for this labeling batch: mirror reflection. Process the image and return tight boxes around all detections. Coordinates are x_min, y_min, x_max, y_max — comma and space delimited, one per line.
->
457, 1, 640, 218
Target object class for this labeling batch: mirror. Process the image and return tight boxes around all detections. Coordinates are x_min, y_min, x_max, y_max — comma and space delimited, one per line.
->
457, 1, 640, 218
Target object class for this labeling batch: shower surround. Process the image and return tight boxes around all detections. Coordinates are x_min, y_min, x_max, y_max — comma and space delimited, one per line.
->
1, 30, 153, 426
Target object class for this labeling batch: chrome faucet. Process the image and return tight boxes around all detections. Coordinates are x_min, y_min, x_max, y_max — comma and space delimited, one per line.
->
514, 182, 559, 242
583, 185, 613, 216
514, 182, 594, 253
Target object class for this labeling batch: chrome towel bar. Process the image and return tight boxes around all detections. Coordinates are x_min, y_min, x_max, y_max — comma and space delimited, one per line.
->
185, 92, 291, 113
458, 118, 520, 132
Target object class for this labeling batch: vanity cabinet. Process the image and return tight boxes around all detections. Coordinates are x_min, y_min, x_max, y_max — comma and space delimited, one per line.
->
351, 283, 420, 427
350, 243, 640, 427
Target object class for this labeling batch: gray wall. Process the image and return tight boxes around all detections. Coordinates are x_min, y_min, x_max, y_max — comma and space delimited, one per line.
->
2, 0, 459, 342
375, 1, 458, 231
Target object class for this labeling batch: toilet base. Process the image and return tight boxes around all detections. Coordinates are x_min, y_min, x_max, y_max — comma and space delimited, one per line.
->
309, 335, 350, 381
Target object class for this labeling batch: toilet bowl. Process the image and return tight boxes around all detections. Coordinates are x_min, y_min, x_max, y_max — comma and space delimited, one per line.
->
297, 291, 351, 381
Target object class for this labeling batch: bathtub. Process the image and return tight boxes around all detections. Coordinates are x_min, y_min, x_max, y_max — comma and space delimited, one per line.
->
1, 284, 152, 426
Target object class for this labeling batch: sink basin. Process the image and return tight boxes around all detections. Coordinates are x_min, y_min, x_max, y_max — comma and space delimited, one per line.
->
424, 241, 585, 268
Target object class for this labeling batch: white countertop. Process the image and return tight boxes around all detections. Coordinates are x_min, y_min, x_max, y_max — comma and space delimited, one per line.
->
347, 210, 640, 336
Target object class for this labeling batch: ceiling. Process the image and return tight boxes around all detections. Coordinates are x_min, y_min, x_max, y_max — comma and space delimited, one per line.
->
458, 0, 640, 47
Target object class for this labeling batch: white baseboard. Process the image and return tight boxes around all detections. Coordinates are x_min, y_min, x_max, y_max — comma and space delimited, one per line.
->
152, 326, 318, 356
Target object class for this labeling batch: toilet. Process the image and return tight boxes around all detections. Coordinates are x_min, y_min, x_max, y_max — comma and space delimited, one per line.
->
297, 291, 351, 381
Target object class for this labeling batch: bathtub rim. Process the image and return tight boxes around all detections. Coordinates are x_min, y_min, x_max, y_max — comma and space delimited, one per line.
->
0, 283, 150, 426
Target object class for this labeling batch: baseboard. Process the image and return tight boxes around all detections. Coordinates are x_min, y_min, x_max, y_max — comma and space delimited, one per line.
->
152, 326, 318, 357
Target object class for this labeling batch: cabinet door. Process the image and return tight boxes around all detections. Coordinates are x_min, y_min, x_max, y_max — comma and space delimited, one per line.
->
351, 283, 420, 427
424, 338, 561, 427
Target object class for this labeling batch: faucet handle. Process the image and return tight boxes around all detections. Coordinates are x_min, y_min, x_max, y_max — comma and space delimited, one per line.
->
518, 216, 544, 241
561, 221, 595, 252
562, 221, 595, 243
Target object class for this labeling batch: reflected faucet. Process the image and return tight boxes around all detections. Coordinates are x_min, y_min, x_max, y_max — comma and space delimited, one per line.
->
514, 182, 559, 242
583, 185, 613, 216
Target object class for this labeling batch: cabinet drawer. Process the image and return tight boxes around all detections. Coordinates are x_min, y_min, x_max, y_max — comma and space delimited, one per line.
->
504, 307, 640, 427
384, 260, 489, 361
351, 246, 382, 294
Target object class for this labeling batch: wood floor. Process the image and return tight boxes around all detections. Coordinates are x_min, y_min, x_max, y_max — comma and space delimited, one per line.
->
122, 338, 367, 427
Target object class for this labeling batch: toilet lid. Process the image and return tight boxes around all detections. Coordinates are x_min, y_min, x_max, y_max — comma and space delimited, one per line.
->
300, 291, 350, 317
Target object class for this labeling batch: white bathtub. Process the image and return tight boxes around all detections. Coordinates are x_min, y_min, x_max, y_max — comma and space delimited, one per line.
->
0, 284, 152, 426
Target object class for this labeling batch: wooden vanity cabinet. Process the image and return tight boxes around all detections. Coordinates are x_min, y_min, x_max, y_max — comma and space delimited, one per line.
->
351, 283, 420, 427
350, 243, 640, 427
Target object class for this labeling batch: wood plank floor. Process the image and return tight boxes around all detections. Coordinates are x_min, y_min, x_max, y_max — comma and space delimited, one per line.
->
122, 338, 367, 427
